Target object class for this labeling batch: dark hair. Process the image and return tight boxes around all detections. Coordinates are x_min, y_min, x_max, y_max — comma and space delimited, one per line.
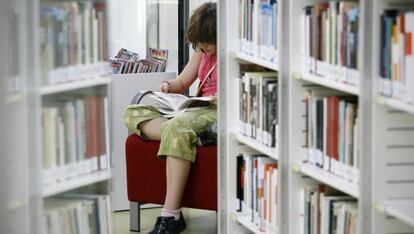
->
186, 2, 216, 50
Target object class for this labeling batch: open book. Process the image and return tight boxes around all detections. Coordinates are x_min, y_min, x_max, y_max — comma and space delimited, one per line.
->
150, 91, 213, 117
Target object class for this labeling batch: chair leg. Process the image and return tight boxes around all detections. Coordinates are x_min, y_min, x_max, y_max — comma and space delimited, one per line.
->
130, 202, 141, 232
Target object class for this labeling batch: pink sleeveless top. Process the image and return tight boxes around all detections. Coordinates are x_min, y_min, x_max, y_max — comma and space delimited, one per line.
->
198, 54, 217, 97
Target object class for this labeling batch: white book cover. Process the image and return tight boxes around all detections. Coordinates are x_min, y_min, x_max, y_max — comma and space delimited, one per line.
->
92, 10, 99, 64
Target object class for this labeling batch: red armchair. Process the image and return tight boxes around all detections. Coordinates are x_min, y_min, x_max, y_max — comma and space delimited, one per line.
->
125, 134, 217, 232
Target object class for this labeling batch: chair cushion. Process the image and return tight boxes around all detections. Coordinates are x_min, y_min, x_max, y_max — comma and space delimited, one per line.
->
125, 134, 217, 210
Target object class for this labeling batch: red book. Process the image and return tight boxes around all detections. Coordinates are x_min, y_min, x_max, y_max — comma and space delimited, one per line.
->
327, 96, 340, 161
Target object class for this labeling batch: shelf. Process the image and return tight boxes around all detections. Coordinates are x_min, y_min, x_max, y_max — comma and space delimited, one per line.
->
42, 170, 110, 197
230, 50, 279, 71
7, 197, 28, 210
375, 199, 414, 227
292, 162, 359, 198
232, 132, 278, 160
294, 72, 359, 95
377, 96, 414, 116
230, 212, 268, 234
6, 92, 24, 104
40, 77, 110, 95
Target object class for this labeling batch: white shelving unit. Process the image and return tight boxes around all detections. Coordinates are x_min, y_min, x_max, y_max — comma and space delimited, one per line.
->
42, 170, 111, 197
292, 162, 359, 198
230, 50, 279, 71
229, 212, 267, 234
218, 0, 414, 233
370, 1, 414, 234
294, 72, 360, 95
376, 200, 414, 228
231, 132, 278, 160
33, 0, 112, 233
376, 96, 414, 116
218, 0, 283, 233
40, 76, 110, 95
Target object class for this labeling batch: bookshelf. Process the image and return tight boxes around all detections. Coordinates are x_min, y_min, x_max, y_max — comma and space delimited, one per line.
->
33, 0, 113, 233
218, 0, 282, 233
218, 0, 414, 234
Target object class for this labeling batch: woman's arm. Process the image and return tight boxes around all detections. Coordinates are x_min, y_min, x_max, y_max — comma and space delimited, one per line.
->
160, 50, 202, 93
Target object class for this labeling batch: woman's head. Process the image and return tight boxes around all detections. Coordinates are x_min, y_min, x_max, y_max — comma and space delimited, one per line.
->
186, 2, 216, 55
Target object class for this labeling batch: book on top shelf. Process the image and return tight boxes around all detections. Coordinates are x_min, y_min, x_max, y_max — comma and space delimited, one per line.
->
379, 10, 414, 104
40, 1, 109, 86
302, 1, 360, 86
239, 0, 278, 63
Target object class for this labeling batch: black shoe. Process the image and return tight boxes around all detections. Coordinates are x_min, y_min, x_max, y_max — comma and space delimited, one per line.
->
148, 212, 187, 234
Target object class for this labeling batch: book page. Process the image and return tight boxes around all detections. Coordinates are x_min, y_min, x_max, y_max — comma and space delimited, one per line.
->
152, 92, 189, 110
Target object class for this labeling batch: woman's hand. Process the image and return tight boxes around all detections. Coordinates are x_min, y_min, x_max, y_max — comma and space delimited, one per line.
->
211, 93, 217, 106
159, 81, 170, 93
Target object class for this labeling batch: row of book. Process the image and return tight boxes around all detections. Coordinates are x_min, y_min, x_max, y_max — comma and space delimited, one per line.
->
302, 1, 360, 86
300, 185, 357, 234
109, 48, 168, 74
379, 10, 414, 103
40, 1, 108, 85
304, 89, 359, 184
239, 0, 278, 63
44, 194, 111, 234
238, 72, 278, 148
42, 96, 109, 185
236, 154, 278, 233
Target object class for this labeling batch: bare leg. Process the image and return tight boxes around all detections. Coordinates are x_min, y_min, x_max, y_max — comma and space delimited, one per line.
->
138, 117, 167, 140
164, 156, 191, 210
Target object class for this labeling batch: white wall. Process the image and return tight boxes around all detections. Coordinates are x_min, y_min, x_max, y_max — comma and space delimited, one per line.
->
107, 0, 147, 58
159, 0, 178, 72
107, 0, 147, 211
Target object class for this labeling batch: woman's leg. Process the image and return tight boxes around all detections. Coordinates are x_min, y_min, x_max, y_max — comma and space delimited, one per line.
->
138, 117, 167, 140
164, 156, 191, 210
157, 108, 217, 211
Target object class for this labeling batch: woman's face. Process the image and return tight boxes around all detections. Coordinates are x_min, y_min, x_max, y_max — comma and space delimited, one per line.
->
198, 43, 216, 56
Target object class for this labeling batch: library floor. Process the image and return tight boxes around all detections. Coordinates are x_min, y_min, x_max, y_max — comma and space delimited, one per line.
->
112, 207, 217, 234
